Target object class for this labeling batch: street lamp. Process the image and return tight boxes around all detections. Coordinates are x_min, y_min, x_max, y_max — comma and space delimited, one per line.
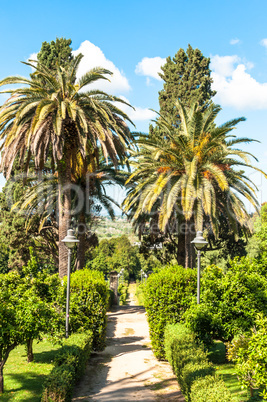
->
62, 229, 79, 338
191, 231, 208, 304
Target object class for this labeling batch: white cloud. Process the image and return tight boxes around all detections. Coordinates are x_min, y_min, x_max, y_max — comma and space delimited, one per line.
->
73, 40, 130, 94
230, 38, 240, 45
211, 55, 267, 110
135, 56, 166, 81
211, 55, 240, 77
260, 38, 267, 48
115, 96, 157, 124
28, 52, 38, 62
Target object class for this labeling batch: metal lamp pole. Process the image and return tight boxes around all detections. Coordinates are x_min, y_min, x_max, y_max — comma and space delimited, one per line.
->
62, 229, 79, 338
191, 231, 208, 304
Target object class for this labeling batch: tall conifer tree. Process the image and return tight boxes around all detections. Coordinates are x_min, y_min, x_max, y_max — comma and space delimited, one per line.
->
158, 44, 216, 126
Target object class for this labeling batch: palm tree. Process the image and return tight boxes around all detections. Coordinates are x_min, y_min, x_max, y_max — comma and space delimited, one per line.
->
124, 101, 266, 268
0, 55, 133, 277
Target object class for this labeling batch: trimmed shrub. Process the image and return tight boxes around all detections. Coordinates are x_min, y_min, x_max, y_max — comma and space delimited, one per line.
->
190, 375, 234, 402
118, 282, 128, 305
183, 303, 223, 347
108, 288, 115, 309
164, 323, 232, 401
181, 361, 215, 400
144, 265, 196, 359
42, 331, 93, 402
64, 269, 109, 351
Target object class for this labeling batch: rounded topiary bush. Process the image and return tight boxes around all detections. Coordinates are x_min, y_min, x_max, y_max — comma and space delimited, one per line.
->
64, 269, 109, 351
143, 265, 196, 359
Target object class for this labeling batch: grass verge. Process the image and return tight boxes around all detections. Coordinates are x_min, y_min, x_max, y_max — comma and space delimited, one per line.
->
208, 341, 263, 402
2, 339, 61, 401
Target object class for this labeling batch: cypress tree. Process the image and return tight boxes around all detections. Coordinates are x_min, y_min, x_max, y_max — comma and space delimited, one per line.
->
158, 44, 216, 126
36, 37, 73, 70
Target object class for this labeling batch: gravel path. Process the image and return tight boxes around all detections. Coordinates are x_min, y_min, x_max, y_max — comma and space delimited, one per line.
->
72, 288, 184, 402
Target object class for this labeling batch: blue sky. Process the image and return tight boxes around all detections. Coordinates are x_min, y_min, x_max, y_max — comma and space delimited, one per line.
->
1, 0, 267, 210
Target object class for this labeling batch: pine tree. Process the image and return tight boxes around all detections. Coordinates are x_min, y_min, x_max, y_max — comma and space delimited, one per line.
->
158, 44, 216, 126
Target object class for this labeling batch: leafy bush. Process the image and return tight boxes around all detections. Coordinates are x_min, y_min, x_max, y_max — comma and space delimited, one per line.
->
63, 269, 109, 351
181, 360, 215, 400
183, 303, 223, 347
227, 314, 267, 399
135, 282, 145, 306
164, 324, 203, 377
42, 331, 93, 402
190, 375, 234, 402
118, 281, 128, 305
144, 265, 196, 359
164, 323, 232, 402
188, 262, 267, 343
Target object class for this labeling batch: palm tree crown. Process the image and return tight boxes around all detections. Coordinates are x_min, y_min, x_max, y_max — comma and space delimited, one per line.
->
0, 54, 134, 276
124, 101, 266, 267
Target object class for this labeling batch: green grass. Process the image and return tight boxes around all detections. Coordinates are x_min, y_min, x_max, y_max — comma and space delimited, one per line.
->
135, 282, 145, 306
2, 339, 62, 401
208, 341, 263, 402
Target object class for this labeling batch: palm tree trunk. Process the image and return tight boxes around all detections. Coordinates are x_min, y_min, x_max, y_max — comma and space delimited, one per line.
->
76, 211, 86, 270
58, 157, 72, 278
185, 218, 196, 268
177, 232, 186, 267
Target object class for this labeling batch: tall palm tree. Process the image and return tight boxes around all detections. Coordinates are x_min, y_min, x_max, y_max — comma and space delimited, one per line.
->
14, 152, 127, 271
0, 55, 134, 277
124, 101, 266, 268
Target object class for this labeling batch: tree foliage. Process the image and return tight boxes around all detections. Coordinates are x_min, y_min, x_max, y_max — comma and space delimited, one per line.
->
184, 259, 267, 344
158, 44, 216, 126
0, 260, 63, 393
124, 101, 264, 267
86, 235, 159, 278
0, 55, 133, 276
0, 177, 58, 272
36, 37, 73, 71
228, 314, 267, 399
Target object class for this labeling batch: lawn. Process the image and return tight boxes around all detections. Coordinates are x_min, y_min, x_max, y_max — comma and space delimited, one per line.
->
2, 339, 62, 401
208, 341, 263, 402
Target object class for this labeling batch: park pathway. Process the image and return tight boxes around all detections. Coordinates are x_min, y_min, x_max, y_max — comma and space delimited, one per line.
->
72, 284, 184, 401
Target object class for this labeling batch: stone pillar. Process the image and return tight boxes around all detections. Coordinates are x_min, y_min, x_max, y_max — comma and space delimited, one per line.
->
109, 271, 119, 305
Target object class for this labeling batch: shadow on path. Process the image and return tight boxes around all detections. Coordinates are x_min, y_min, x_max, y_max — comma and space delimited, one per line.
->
72, 298, 184, 401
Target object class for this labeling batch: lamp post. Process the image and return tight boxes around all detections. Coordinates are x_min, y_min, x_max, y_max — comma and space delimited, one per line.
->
62, 229, 79, 338
191, 231, 208, 304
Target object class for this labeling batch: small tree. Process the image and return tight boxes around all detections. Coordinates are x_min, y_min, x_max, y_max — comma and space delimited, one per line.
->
20, 248, 63, 362
228, 314, 267, 399
0, 272, 24, 393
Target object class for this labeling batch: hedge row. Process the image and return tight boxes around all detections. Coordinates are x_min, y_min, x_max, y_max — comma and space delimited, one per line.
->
42, 331, 93, 402
118, 282, 128, 305
143, 265, 196, 359
164, 324, 234, 402
65, 269, 109, 351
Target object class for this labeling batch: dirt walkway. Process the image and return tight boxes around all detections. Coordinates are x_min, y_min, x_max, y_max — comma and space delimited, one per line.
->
72, 286, 184, 401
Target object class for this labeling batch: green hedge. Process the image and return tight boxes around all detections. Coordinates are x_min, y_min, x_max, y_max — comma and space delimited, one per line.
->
118, 282, 128, 305
143, 265, 196, 359
64, 269, 109, 351
42, 331, 93, 402
190, 375, 234, 402
164, 323, 234, 402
